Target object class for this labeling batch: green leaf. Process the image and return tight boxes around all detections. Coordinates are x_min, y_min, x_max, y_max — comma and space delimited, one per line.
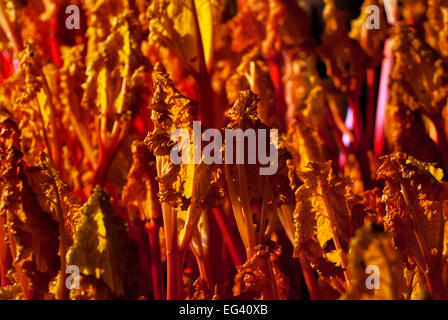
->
67, 186, 140, 298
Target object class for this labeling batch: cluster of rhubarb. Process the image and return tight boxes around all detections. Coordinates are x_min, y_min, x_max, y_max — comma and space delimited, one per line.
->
1, 0, 448, 300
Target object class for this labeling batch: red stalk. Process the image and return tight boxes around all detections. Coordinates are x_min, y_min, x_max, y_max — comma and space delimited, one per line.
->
91, 121, 130, 189
40, 70, 61, 169
166, 248, 182, 300
145, 221, 166, 300
346, 86, 373, 189
0, 50, 14, 79
192, 249, 214, 291
297, 252, 321, 300
264, 252, 279, 300
49, 16, 62, 67
127, 224, 154, 298
347, 87, 364, 145
0, 264, 7, 287
49, 166, 69, 300
195, 71, 214, 129
266, 55, 287, 131
325, 109, 349, 163
211, 206, 245, 267
162, 202, 183, 300
365, 68, 377, 148
425, 267, 444, 299
375, 0, 398, 156
374, 39, 394, 157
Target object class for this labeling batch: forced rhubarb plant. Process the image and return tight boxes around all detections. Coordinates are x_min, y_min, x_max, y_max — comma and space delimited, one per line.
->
1, 0, 448, 301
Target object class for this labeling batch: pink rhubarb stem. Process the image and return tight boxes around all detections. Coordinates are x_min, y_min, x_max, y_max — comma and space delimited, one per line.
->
347, 87, 364, 145
145, 221, 166, 300
374, 39, 394, 156
375, 0, 398, 156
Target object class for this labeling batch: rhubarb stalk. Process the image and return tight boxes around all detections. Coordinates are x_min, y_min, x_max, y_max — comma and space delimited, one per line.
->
145, 221, 166, 300
375, 0, 398, 156
211, 206, 245, 267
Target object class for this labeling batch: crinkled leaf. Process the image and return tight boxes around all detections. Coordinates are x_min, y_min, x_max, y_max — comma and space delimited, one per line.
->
67, 186, 140, 298
0, 147, 60, 299
377, 152, 448, 295
319, 0, 369, 93
342, 223, 406, 300
144, 62, 197, 206
385, 82, 443, 165
122, 141, 161, 224
350, 0, 389, 66
391, 23, 448, 118
293, 161, 366, 274
25, 153, 81, 243
82, 11, 148, 116
149, 0, 216, 73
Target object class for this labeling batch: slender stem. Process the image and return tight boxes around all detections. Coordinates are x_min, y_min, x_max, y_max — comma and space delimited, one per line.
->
327, 100, 355, 144
195, 72, 214, 129
266, 55, 286, 131
145, 221, 166, 300
145, 159, 165, 300
347, 89, 364, 145
374, 39, 394, 156
331, 276, 346, 294
236, 163, 256, 258
346, 91, 372, 189
162, 202, 182, 300
425, 268, 444, 299
298, 252, 321, 300
0, 263, 7, 287
62, 64, 96, 166
40, 69, 61, 169
34, 99, 54, 164
91, 121, 131, 189
325, 108, 349, 157
192, 245, 214, 291
48, 16, 62, 67
264, 251, 279, 300
179, 205, 203, 252
211, 206, 245, 266
365, 68, 377, 148
157, 154, 182, 300
277, 205, 321, 299
224, 164, 253, 256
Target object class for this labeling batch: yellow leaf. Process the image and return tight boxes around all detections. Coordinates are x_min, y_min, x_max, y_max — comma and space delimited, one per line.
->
343, 223, 406, 300
149, 0, 215, 73
194, 0, 214, 71
67, 186, 140, 298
